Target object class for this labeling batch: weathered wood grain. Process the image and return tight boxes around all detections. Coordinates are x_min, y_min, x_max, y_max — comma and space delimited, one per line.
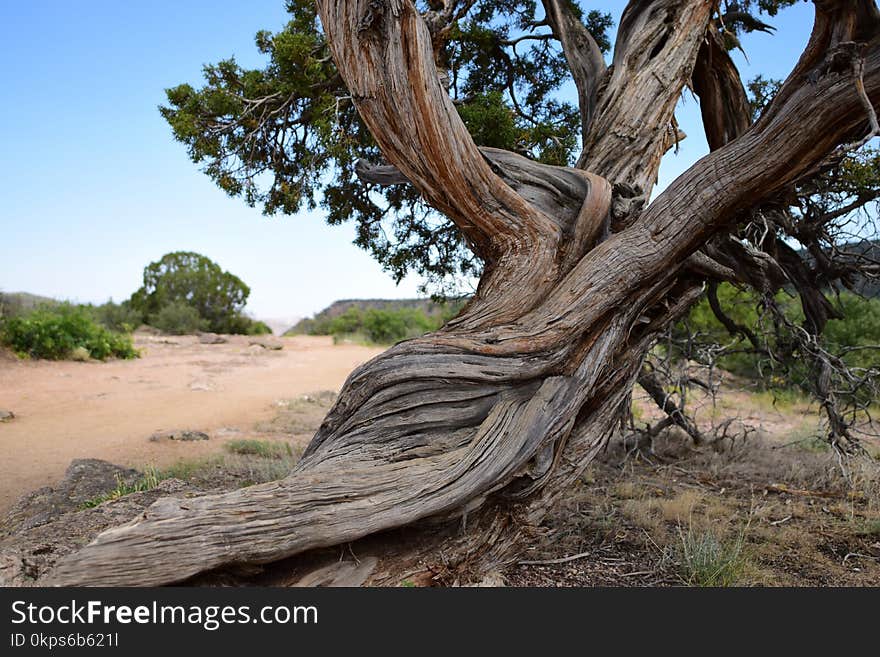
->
46, 0, 880, 586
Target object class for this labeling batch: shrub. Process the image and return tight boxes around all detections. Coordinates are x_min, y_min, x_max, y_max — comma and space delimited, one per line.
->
823, 294, 880, 369
0, 305, 138, 360
678, 285, 880, 388
224, 439, 293, 459
150, 301, 206, 335
246, 319, 273, 335
222, 313, 272, 336
80, 467, 161, 509
87, 300, 142, 333
305, 306, 444, 344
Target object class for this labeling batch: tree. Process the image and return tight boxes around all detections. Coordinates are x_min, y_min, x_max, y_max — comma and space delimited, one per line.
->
50, 0, 880, 586
129, 251, 251, 334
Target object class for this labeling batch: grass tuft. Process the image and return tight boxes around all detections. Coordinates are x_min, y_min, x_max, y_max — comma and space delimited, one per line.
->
224, 439, 293, 459
79, 466, 162, 509
675, 524, 748, 587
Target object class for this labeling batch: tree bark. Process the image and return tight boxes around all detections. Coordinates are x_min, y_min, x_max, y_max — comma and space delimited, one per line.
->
47, 0, 880, 586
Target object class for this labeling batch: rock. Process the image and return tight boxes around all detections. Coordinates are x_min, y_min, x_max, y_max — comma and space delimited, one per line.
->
0, 470, 202, 585
199, 332, 227, 344
149, 429, 209, 442
189, 380, 214, 391
293, 557, 379, 587
466, 571, 506, 587
0, 459, 141, 535
248, 337, 283, 350
133, 324, 162, 336
0, 410, 13, 422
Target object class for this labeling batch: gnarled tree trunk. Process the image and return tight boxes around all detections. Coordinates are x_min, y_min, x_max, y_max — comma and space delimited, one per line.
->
49, 0, 880, 586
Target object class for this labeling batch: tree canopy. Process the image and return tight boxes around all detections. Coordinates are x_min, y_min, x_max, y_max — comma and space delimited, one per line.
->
129, 251, 252, 334
162, 1, 879, 299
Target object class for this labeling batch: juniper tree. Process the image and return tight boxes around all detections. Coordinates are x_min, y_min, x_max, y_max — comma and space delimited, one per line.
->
52, 0, 880, 585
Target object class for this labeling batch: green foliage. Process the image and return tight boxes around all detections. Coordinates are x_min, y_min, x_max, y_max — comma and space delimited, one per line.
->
746, 75, 782, 121
680, 284, 880, 386
0, 305, 138, 361
304, 306, 444, 345
245, 320, 273, 335
150, 301, 207, 335
85, 300, 142, 333
0, 292, 58, 319
224, 439, 294, 459
855, 518, 880, 537
129, 251, 258, 334
824, 294, 880, 369
160, 0, 612, 294
79, 467, 162, 509
678, 283, 788, 379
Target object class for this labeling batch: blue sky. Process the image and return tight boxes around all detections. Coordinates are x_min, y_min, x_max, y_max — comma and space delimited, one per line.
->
0, 1, 815, 319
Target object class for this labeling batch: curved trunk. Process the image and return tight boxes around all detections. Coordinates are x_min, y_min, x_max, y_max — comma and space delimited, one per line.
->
48, 0, 880, 586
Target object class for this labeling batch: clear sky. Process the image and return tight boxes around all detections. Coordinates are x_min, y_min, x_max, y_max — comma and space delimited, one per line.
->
0, 1, 815, 320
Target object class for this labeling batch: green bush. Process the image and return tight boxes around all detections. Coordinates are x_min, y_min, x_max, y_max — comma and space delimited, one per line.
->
86, 300, 142, 333
221, 313, 273, 336
823, 294, 880, 369
150, 301, 207, 335
0, 305, 138, 360
245, 319, 273, 335
305, 306, 443, 344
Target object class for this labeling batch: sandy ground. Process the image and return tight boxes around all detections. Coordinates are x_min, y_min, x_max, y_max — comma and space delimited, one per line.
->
0, 334, 383, 512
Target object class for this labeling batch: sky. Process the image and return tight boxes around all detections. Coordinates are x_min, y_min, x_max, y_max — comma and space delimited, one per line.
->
0, 1, 816, 320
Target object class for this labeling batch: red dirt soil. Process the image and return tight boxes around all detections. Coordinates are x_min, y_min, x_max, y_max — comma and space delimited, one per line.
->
0, 335, 382, 512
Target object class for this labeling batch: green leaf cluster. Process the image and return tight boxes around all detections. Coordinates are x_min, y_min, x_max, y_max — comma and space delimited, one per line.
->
1, 305, 138, 360
160, 0, 612, 294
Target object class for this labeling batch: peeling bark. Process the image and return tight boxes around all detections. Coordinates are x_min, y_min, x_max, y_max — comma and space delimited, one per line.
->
45, 0, 880, 586
542, 0, 607, 139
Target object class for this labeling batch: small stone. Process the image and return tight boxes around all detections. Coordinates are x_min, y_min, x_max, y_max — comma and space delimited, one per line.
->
249, 337, 283, 350
0, 410, 14, 422
150, 429, 209, 442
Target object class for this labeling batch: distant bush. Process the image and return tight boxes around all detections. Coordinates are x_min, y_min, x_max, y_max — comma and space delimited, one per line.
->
245, 319, 273, 335
0, 305, 138, 360
220, 313, 273, 336
150, 301, 207, 335
303, 306, 443, 344
823, 294, 880, 369
85, 300, 142, 333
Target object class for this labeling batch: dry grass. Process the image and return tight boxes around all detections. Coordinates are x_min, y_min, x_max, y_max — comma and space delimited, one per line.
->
506, 403, 880, 587
254, 391, 337, 435
224, 439, 295, 460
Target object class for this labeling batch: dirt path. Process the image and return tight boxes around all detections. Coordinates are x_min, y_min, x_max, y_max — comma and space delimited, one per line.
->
0, 335, 383, 512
